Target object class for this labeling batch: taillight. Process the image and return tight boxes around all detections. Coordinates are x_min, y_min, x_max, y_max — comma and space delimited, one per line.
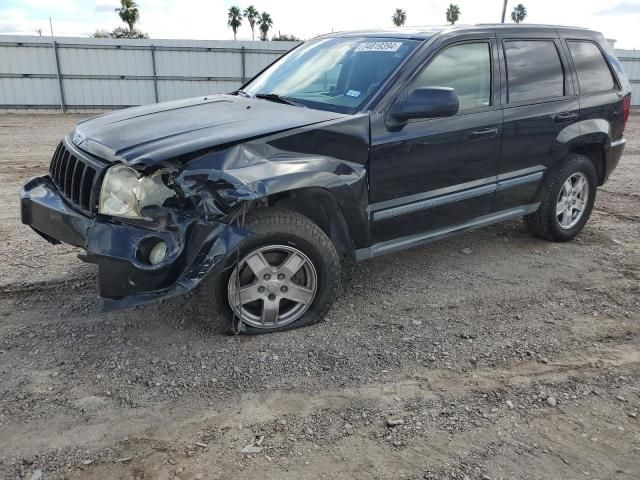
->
622, 94, 631, 130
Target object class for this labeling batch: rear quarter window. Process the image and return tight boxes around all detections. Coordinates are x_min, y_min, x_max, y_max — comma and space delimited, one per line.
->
567, 41, 616, 94
504, 40, 565, 103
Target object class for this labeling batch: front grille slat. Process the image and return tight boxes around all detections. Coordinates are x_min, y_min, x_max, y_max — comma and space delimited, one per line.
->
48, 140, 106, 215
78, 166, 92, 207
71, 161, 85, 203
50, 143, 63, 179
63, 155, 76, 196
58, 151, 70, 187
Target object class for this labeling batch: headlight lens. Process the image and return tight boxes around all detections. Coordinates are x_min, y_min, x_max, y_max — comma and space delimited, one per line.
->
99, 165, 176, 218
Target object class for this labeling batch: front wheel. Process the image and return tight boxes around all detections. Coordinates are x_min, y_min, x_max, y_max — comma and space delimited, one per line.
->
196, 208, 341, 334
524, 153, 597, 242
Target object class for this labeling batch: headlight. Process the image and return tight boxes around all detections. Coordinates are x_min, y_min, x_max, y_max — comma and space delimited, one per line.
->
99, 165, 176, 218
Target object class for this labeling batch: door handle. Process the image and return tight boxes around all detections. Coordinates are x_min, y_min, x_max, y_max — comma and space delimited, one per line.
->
553, 112, 578, 123
469, 127, 498, 140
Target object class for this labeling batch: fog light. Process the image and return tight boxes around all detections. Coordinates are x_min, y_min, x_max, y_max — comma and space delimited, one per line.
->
148, 241, 167, 265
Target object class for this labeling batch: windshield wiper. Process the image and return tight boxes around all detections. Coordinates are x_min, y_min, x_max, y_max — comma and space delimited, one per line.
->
254, 93, 306, 107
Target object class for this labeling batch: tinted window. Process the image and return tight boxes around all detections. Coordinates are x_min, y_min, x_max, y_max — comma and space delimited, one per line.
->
567, 41, 616, 93
411, 42, 491, 111
504, 40, 564, 103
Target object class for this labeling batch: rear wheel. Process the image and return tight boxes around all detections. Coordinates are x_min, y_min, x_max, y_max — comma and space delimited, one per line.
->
196, 208, 340, 334
524, 153, 597, 242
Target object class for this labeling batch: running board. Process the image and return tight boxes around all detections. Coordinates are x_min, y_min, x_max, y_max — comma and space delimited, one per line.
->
355, 203, 540, 261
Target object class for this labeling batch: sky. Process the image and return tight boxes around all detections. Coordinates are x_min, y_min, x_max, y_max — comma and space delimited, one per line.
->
1, 0, 640, 49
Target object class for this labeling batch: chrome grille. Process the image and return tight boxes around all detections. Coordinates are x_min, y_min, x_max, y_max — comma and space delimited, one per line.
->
49, 140, 105, 215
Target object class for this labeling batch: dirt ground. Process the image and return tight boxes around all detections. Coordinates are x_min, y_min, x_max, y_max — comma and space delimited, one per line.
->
0, 113, 639, 480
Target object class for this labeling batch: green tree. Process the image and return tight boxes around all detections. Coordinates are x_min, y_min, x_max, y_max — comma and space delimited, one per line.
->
244, 5, 259, 41
114, 0, 140, 33
258, 12, 273, 41
92, 29, 111, 38
110, 26, 148, 38
391, 8, 407, 26
272, 32, 300, 41
511, 3, 527, 23
446, 4, 460, 25
93, 27, 148, 38
228, 6, 243, 40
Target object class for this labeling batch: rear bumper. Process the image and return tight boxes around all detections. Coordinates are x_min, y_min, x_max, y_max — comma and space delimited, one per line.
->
20, 175, 247, 309
604, 137, 625, 183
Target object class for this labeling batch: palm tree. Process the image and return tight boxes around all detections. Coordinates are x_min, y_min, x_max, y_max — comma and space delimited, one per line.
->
258, 12, 273, 41
228, 6, 243, 40
391, 8, 407, 27
446, 4, 460, 25
501, 0, 508, 23
511, 3, 527, 23
244, 5, 260, 41
114, 0, 140, 33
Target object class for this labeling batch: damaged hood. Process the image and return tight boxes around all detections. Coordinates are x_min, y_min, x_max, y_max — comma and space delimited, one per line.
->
71, 94, 346, 166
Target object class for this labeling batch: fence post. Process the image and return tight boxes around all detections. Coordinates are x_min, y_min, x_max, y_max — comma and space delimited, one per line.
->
241, 46, 246, 83
150, 45, 159, 103
52, 40, 66, 112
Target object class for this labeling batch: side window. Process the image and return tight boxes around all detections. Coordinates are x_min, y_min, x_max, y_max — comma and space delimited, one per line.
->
567, 41, 616, 94
504, 40, 564, 103
410, 42, 491, 111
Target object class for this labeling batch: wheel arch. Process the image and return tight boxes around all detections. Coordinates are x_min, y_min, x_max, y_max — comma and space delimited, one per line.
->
557, 119, 611, 186
266, 187, 354, 256
569, 142, 606, 185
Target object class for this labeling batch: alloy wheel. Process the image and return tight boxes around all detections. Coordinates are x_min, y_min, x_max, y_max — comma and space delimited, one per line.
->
556, 172, 589, 230
227, 245, 318, 329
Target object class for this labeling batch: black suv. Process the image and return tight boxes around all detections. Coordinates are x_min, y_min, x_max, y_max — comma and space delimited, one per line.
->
21, 25, 631, 334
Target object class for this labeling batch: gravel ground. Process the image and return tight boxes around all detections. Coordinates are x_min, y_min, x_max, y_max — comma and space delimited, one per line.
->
0, 113, 639, 480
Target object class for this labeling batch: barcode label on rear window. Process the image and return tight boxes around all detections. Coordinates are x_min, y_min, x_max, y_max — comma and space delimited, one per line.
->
355, 41, 403, 52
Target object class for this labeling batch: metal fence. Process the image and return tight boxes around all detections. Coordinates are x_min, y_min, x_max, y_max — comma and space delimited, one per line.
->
0, 35, 638, 111
0, 35, 299, 111
616, 49, 640, 106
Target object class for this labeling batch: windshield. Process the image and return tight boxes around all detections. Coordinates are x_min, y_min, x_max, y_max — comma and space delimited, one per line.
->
242, 37, 420, 114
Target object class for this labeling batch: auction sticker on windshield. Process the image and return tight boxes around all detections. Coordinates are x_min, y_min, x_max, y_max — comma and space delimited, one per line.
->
355, 41, 403, 52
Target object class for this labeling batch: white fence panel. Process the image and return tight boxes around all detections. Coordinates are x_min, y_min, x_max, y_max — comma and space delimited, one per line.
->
155, 49, 241, 78
615, 49, 640, 106
0, 78, 60, 105
0, 35, 298, 111
0, 45, 56, 74
59, 47, 153, 77
62, 78, 157, 106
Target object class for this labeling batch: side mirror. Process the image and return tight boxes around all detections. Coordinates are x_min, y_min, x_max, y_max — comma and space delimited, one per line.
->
390, 87, 459, 121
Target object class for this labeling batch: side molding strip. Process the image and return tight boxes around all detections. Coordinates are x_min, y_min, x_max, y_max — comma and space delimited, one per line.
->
373, 183, 496, 221
496, 171, 544, 191
372, 167, 545, 222
356, 203, 540, 261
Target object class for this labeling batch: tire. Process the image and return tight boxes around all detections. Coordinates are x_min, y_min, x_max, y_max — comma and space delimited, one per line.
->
524, 153, 597, 242
196, 208, 341, 334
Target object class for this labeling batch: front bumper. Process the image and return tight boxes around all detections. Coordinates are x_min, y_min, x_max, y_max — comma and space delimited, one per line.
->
20, 175, 248, 309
